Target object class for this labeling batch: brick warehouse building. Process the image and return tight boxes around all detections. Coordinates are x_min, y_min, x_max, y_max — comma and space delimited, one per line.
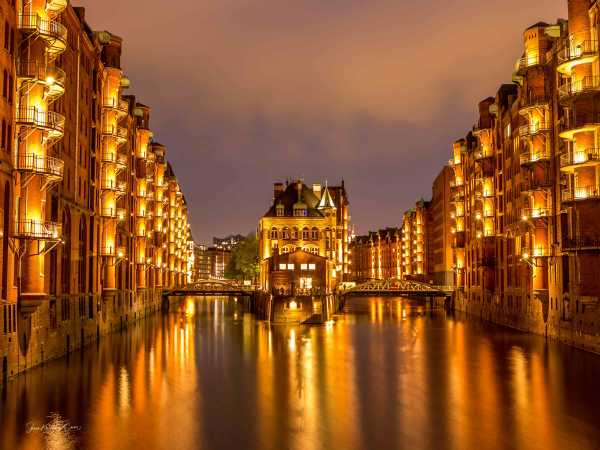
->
446, 0, 600, 352
0, 2, 193, 383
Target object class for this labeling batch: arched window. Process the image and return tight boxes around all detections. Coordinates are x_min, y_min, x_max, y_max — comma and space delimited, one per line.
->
302, 227, 309, 240
78, 218, 86, 293
61, 208, 71, 294
291, 227, 298, 240
311, 227, 318, 240
270, 227, 278, 239
282, 227, 290, 240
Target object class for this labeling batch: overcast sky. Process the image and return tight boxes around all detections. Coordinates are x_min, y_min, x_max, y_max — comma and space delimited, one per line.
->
76, 0, 567, 242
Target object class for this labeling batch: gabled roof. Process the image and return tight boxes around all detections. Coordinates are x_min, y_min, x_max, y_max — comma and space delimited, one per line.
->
264, 181, 324, 218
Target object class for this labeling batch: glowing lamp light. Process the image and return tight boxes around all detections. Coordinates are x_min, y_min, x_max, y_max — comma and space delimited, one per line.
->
522, 215, 528, 221
117, 250, 124, 258
46, 75, 55, 85
522, 252, 530, 260
288, 300, 298, 310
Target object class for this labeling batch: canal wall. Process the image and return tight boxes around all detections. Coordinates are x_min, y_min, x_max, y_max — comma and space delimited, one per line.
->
1, 289, 164, 386
455, 292, 600, 355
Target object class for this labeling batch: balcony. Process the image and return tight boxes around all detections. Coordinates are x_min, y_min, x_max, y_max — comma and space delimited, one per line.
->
103, 97, 129, 117
516, 53, 546, 74
557, 40, 598, 75
13, 219, 61, 241
521, 176, 552, 194
100, 245, 126, 258
17, 61, 66, 102
520, 150, 551, 166
559, 113, 600, 140
18, 15, 67, 57
101, 151, 128, 170
521, 207, 551, 220
562, 236, 600, 251
562, 185, 600, 203
16, 107, 65, 140
558, 76, 600, 103
100, 206, 117, 218
100, 178, 127, 195
519, 121, 551, 138
45, 0, 68, 15
519, 93, 550, 113
14, 153, 64, 180
521, 247, 551, 259
559, 148, 600, 172
474, 149, 494, 161
101, 124, 128, 144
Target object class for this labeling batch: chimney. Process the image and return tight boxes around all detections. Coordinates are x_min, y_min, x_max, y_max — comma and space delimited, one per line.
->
273, 183, 284, 201
312, 183, 322, 199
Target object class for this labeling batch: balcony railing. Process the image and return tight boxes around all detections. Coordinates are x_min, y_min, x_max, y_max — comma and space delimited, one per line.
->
16, 107, 65, 137
14, 153, 64, 179
558, 76, 600, 102
13, 219, 61, 241
516, 53, 546, 73
519, 93, 550, 110
102, 97, 129, 116
520, 150, 551, 166
100, 178, 127, 194
45, 0, 68, 15
559, 148, 600, 171
100, 207, 117, 218
558, 113, 600, 140
522, 207, 551, 220
519, 121, 551, 137
562, 236, 600, 251
521, 247, 551, 258
18, 15, 67, 54
562, 185, 600, 202
100, 245, 126, 258
557, 40, 598, 74
101, 151, 128, 169
101, 124, 128, 143
17, 60, 66, 101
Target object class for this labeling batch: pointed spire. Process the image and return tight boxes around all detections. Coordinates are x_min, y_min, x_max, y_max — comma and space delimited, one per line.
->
318, 184, 336, 209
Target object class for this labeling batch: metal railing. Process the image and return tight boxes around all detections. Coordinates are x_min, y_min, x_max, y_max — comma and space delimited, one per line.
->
18, 14, 67, 43
521, 247, 551, 258
100, 207, 117, 218
100, 178, 126, 194
521, 207, 551, 219
520, 93, 550, 109
562, 185, 600, 202
101, 124, 128, 141
558, 76, 600, 100
560, 148, 600, 169
16, 60, 66, 90
520, 150, 551, 165
517, 53, 546, 72
519, 121, 551, 137
102, 97, 129, 115
562, 236, 600, 251
13, 219, 61, 240
14, 153, 64, 178
557, 39, 598, 65
15, 106, 65, 135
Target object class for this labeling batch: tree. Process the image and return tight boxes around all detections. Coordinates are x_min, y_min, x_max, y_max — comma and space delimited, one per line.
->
224, 233, 259, 282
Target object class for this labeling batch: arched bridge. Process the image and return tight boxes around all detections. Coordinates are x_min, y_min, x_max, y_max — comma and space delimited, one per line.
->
342, 278, 450, 297
163, 280, 256, 297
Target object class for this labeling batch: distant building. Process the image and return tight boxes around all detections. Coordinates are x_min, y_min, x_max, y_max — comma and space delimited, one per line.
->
192, 244, 231, 281
350, 228, 401, 282
429, 166, 454, 286
258, 179, 350, 293
193, 244, 211, 281
213, 234, 245, 250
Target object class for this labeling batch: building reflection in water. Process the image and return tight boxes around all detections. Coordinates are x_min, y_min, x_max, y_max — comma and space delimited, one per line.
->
1, 295, 600, 450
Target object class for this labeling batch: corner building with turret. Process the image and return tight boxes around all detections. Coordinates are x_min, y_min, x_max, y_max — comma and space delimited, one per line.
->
448, 0, 600, 353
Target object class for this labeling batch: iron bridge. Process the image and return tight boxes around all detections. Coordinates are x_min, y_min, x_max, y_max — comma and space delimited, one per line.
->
163, 280, 256, 297
342, 278, 450, 297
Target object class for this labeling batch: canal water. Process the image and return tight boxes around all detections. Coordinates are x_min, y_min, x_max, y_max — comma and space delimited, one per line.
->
1, 296, 600, 450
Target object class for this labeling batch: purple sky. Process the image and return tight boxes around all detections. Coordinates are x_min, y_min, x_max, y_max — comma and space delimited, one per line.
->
76, 0, 566, 242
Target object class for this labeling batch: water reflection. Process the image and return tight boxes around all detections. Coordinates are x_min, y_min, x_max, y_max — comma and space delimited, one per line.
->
1, 296, 600, 450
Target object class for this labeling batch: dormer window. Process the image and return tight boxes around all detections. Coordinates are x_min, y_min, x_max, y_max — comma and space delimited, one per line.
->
276, 204, 284, 217
293, 205, 307, 217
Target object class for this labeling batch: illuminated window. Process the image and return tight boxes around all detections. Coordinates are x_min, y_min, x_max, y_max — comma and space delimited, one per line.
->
279, 263, 287, 270
292, 227, 298, 239
270, 228, 278, 239
308, 263, 316, 270
282, 227, 290, 239
301, 263, 308, 270
300, 277, 312, 289
276, 204, 284, 217
302, 227, 309, 240
311, 228, 318, 240
287, 263, 295, 270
